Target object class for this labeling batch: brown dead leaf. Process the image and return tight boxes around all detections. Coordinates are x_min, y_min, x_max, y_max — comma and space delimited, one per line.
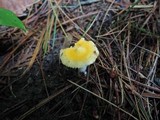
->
0, 0, 40, 16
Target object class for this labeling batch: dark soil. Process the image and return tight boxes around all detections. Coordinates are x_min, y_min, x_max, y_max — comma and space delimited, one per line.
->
0, 35, 113, 120
0, 54, 112, 120
0, 0, 160, 120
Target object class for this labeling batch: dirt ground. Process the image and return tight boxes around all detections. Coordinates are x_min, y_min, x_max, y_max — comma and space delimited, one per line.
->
0, 0, 160, 120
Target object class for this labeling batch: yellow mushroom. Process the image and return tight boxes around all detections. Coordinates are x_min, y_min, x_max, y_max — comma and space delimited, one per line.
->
60, 38, 99, 74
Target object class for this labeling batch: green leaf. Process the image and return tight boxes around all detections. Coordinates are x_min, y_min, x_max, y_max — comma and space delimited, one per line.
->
0, 8, 27, 32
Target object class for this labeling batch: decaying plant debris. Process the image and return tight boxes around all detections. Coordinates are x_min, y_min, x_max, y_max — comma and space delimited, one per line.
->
0, 0, 160, 120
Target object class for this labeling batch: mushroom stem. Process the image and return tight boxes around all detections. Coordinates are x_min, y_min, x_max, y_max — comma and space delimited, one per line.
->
79, 65, 87, 75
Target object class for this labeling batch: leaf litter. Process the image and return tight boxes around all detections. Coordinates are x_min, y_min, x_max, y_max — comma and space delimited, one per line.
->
0, 0, 160, 120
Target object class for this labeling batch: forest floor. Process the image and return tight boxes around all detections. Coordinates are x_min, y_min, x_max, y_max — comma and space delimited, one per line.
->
0, 0, 160, 120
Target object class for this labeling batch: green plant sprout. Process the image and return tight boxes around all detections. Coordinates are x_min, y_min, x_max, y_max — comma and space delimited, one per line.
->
0, 8, 27, 32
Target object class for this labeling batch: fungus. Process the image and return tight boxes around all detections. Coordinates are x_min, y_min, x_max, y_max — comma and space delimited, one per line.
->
60, 38, 99, 74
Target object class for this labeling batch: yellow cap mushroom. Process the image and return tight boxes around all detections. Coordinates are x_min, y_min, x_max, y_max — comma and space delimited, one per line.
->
60, 38, 99, 74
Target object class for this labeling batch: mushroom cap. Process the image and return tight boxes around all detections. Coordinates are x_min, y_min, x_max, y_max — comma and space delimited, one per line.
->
60, 38, 99, 68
